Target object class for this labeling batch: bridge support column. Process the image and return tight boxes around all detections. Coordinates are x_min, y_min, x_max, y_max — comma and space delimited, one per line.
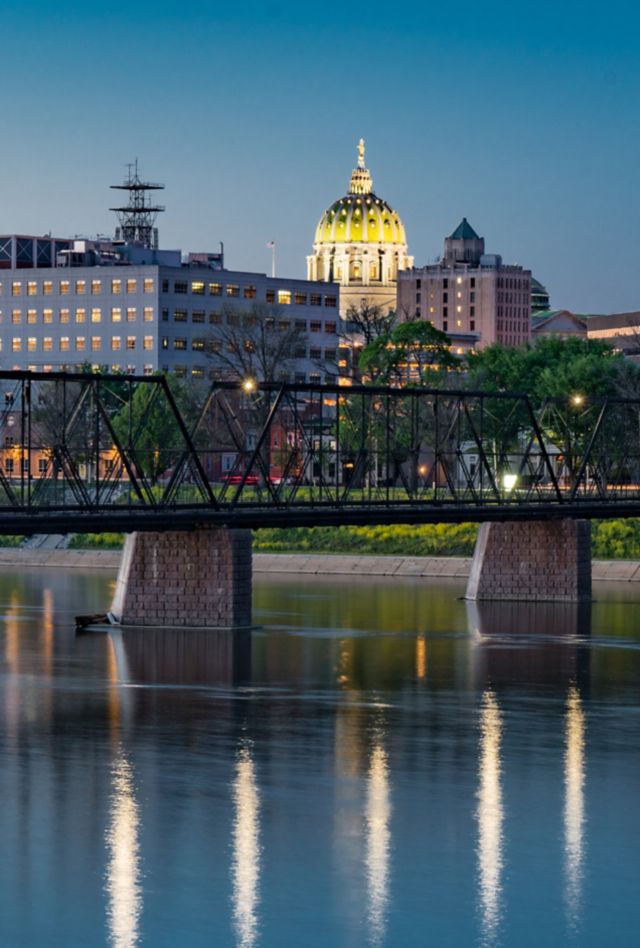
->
110, 527, 252, 628
466, 519, 591, 602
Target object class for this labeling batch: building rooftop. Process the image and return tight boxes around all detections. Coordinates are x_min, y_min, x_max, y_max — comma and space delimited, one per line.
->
449, 218, 481, 240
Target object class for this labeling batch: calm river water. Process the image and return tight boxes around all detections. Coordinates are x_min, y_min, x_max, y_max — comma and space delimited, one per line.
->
0, 566, 638, 947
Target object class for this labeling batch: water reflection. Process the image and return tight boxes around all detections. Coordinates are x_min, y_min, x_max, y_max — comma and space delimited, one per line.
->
415, 634, 427, 680
564, 685, 586, 931
231, 743, 261, 948
105, 749, 142, 948
477, 690, 503, 947
365, 727, 391, 947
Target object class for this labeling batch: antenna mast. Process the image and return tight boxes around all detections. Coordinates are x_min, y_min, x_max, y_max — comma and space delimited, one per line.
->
110, 159, 165, 249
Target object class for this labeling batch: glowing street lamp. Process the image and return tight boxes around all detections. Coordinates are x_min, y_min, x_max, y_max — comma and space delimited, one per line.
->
242, 377, 257, 394
571, 394, 584, 408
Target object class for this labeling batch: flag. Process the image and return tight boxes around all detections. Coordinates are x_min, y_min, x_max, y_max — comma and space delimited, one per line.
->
266, 240, 275, 248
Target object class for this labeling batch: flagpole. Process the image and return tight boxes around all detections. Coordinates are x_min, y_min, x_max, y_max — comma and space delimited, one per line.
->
271, 242, 276, 278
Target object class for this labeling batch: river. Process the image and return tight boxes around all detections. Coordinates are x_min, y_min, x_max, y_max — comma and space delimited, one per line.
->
0, 566, 638, 947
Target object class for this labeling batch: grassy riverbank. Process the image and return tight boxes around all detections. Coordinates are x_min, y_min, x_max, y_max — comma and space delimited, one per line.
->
25, 517, 636, 559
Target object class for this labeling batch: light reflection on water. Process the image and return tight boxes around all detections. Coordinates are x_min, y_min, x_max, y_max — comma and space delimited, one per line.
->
0, 569, 637, 946
105, 749, 142, 948
232, 744, 261, 948
564, 685, 586, 932
365, 731, 391, 947
477, 691, 503, 947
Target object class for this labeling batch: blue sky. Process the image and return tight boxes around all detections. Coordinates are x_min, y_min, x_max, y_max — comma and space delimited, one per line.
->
1, 0, 638, 312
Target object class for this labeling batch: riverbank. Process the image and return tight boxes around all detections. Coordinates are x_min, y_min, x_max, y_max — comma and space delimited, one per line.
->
3, 547, 640, 582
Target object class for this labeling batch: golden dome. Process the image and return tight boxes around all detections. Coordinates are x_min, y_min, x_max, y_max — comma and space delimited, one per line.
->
313, 140, 408, 247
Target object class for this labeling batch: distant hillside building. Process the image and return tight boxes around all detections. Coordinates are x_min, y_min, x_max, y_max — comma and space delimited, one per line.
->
531, 277, 550, 313
531, 310, 587, 340
397, 218, 531, 352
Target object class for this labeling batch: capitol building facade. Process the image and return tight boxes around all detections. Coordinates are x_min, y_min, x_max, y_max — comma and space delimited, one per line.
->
307, 140, 413, 316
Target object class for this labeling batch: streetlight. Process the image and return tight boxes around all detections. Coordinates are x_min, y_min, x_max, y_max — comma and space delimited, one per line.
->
241, 377, 257, 394
571, 394, 584, 407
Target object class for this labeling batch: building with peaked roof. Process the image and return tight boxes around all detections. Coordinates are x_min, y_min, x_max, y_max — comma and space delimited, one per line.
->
397, 219, 531, 352
307, 139, 413, 317
531, 310, 587, 340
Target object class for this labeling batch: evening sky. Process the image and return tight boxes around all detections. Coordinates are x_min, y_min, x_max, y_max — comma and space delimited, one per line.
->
1, 0, 638, 312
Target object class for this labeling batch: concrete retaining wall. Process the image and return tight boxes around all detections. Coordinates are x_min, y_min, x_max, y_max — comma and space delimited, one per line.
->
0, 547, 640, 583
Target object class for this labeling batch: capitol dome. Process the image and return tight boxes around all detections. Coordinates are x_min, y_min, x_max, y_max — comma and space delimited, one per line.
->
307, 140, 412, 315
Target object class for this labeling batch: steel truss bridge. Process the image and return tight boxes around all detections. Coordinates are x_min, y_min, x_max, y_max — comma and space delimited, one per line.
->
0, 370, 639, 533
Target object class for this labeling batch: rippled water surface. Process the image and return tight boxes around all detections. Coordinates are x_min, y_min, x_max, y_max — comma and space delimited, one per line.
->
0, 566, 639, 947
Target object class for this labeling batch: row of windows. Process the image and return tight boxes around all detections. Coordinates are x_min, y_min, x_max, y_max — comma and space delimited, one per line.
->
1, 278, 154, 297
161, 279, 337, 307
158, 336, 337, 358
416, 276, 477, 290
1, 307, 154, 325
160, 309, 337, 333
162, 366, 335, 383
5, 336, 154, 353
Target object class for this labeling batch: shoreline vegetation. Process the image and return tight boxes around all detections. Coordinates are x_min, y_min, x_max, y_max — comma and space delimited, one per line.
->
2, 519, 640, 559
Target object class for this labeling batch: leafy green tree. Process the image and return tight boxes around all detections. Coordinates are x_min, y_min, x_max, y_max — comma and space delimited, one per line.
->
359, 319, 460, 386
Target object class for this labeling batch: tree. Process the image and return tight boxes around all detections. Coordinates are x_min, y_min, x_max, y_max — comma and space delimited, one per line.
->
344, 301, 396, 345
206, 302, 308, 384
359, 319, 460, 386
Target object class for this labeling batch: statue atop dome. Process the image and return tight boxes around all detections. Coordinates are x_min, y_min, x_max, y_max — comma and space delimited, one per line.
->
358, 138, 365, 169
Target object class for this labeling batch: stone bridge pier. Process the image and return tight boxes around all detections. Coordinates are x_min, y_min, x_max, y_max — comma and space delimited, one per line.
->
466, 519, 591, 602
110, 526, 252, 628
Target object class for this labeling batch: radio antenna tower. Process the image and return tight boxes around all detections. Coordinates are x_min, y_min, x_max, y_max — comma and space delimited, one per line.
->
110, 159, 165, 249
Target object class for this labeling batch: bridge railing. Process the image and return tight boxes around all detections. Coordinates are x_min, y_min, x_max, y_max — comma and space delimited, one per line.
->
0, 371, 639, 527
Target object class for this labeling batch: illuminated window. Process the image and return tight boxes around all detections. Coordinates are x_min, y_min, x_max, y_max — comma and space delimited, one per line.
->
27, 281, 37, 296
43, 338, 53, 352
173, 310, 187, 322
11, 310, 21, 324
11, 282, 22, 297
126, 336, 136, 350
75, 308, 85, 323
192, 310, 205, 323
173, 338, 187, 350
294, 292, 307, 305
27, 337, 37, 352
192, 338, 205, 351
27, 309, 37, 324
111, 337, 121, 351
75, 280, 86, 295
209, 283, 222, 296
192, 281, 205, 295
457, 291, 462, 299
111, 364, 121, 372
126, 279, 137, 293
76, 337, 85, 351
161, 337, 169, 350
244, 285, 256, 299
112, 279, 122, 294
111, 307, 122, 322
11, 338, 21, 352
127, 307, 136, 322
60, 337, 70, 351
59, 308, 70, 324
91, 337, 101, 351
278, 290, 292, 305
456, 305, 462, 314
456, 276, 463, 284
226, 284, 239, 297
143, 278, 154, 293
143, 364, 153, 375
91, 279, 102, 295
192, 366, 205, 379
143, 336, 153, 350
456, 319, 462, 328
91, 307, 101, 323
143, 307, 153, 322
59, 280, 70, 295
174, 366, 187, 378
43, 309, 53, 324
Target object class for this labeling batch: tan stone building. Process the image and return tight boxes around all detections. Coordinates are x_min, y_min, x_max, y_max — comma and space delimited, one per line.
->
397, 219, 531, 352
307, 140, 412, 317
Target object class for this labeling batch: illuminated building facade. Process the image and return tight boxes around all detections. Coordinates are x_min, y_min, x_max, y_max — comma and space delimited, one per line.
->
307, 140, 413, 317
0, 239, 339, 382
397, 219, 531, 352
